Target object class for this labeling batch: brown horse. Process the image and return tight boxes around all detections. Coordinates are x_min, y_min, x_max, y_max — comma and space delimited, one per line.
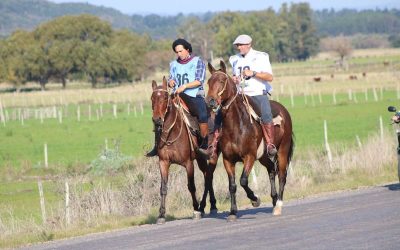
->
150, 77, 217, 224
206, 61, 294, 221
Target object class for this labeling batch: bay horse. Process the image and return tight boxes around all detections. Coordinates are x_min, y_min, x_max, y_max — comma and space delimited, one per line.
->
150, 77, 217, 224
206, 61, 294, 221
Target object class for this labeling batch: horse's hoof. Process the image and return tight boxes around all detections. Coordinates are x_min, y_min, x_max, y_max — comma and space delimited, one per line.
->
157, 217, 166, 225
251, 197, 261, 207
210, 208, 218, 215
193, 211, 202, 220
227, 214, 237, 222
272, 206, 282, 216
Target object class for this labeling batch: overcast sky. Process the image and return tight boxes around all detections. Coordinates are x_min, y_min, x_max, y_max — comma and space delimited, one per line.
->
49, 0, 400, 15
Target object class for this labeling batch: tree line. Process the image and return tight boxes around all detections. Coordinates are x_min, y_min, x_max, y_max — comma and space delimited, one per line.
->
0, 3, 320, 89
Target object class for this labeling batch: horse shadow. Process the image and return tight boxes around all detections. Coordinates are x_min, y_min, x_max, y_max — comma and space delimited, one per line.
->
385, 183, 400, 191
203, 206, 274, 221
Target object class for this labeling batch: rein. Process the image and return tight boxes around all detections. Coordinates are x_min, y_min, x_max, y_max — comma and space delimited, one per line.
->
212, 71, 239, 111
153, 91, 193, 151
211, 71, 255, 123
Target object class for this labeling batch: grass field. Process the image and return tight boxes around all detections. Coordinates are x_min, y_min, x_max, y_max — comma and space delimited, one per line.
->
0, 89, 397, 171
0, 48, 399, 248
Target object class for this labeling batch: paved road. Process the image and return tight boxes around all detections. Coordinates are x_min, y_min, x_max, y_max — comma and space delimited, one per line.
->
22, 183, 400, 250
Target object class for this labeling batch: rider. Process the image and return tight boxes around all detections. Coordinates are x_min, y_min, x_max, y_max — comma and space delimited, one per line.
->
146, 38, 210, 158
226, 34, 277, 156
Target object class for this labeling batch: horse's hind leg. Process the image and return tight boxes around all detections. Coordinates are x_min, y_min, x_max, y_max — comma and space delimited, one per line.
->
197, 157, 217, 215
186, 161, 201, 220
260, 156, 278, 207
239, 159, 260, 207
157, 160, 170, 225
273, 150, 289, 216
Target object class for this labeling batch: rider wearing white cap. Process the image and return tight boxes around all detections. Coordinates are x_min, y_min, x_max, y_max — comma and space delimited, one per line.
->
229, 34, 277, 156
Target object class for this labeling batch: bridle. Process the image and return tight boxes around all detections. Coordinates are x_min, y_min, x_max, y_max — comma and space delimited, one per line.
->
210, 71, 239, 112
152, 88, 170, 124
152, 88, 185, 146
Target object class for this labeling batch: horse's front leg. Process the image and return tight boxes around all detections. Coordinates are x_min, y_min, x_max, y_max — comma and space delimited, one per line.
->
223, 158, 237, 222
185, 161, 201, 220
157, 160, 170, 225
240, 156, 260, 207
197, 157, 217, 215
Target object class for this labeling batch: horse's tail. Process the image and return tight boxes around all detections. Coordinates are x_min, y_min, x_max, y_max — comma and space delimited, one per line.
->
287, 132, 295, 164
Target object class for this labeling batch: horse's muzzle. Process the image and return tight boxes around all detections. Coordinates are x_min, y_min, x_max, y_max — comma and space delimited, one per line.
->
207, 98, 219, 111
152, 117, 163, 126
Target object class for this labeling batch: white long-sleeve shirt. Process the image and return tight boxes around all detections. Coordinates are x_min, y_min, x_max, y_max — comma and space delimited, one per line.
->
229, 48, 273, 96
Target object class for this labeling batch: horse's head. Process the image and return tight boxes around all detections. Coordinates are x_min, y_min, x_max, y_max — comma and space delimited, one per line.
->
151, 76, 170, 126
206, 60, 235, 112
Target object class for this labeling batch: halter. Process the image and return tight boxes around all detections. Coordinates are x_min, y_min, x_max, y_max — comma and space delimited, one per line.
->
211, 71, 239, 111
153, 91, 192, 149
152, 88, 170, 123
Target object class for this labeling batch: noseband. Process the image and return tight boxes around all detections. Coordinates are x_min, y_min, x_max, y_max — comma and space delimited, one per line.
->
210, 72, 239, 112
152, 88, 170, 123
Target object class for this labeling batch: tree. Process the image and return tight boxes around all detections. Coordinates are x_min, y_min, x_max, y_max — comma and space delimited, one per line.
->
2, 30, 33, 89
177, 17, 213, 61
286, 3, 319, 60
320, 35, 352, 70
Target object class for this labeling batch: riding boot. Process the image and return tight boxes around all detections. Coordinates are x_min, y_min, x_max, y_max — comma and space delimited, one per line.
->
145, 125, 161, 157
261, 123, 277, 157
197, 123, 211, 159
207, 128, 220, 158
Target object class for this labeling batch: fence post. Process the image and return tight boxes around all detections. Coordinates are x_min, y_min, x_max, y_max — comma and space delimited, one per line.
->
290, 88, 294, 108
324, 120, 333, 167
65, 181, 70, 226
38, 181, 46, 224
88, 105, 92, 121
44, 143, 48, 168
332, 89, 337, 105
356, 135, 362, 148
77, 106, 81, 122
379, 116, 383, 140
0, 100, 5, 127
113, 104, 117, 118
251, 169, 258, 190
140, 102, 144, 115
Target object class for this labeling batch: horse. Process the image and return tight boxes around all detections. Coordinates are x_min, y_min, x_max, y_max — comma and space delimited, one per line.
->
150, 77, 217, 224
205, 61, 294, 221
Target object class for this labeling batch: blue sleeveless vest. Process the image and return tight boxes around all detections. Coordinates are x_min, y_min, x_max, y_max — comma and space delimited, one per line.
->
170, 57, 202, 97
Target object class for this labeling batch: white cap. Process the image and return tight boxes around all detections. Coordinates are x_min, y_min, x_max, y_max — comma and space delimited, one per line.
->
233, 34, 252, 45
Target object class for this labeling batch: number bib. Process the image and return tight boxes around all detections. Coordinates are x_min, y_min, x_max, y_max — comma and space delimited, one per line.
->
170, 57, 202, 97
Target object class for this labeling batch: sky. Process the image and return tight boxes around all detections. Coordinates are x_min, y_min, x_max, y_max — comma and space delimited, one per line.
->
49, 0, 400, 15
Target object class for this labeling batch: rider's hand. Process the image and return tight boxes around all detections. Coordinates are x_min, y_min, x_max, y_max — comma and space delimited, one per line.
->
242, 69, 253, 78
392, 115, 400, 123
168, 79, 176, 88
232, 76, 240, 84
176, 84, 186, 94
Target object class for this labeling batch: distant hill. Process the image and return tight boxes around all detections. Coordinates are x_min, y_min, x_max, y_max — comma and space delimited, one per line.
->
0, 0, 134, 36
0, 0, 213, 39
1, 0, 399, 40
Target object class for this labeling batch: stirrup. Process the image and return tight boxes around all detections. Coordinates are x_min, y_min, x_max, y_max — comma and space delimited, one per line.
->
267, 144, 277, 157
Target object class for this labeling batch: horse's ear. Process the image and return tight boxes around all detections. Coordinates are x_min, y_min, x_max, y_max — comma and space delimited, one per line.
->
208, 62, 216, 74
152, 80, 157, 90
162, 76, 167, 90
220, 60, 227, 73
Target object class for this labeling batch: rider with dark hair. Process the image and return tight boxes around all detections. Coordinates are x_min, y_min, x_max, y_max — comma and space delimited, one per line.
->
146, 38, 210, 158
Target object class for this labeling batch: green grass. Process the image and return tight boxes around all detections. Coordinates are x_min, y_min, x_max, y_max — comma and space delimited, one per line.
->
279, 90, 397, 150
0, 90, 397, 170
0, 103, 153, 170
1, 48, 399, 248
